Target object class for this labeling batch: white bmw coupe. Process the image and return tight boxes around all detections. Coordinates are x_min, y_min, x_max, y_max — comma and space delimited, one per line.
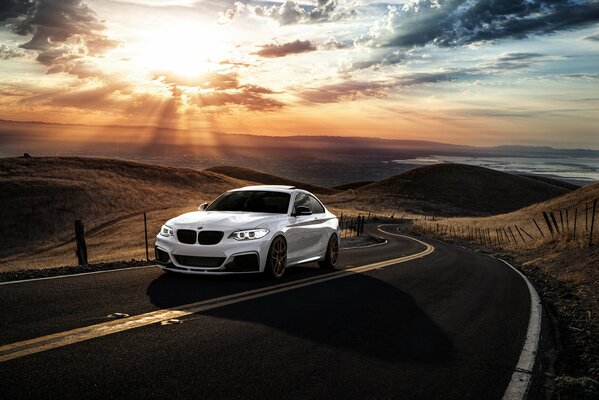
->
155, 185, 339, 278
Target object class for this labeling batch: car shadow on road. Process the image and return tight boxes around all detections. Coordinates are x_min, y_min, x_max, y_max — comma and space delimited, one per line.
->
146, 268, 453, 364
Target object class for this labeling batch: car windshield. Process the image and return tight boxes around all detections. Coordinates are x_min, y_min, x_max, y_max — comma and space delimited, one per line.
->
207, 191, 290, 214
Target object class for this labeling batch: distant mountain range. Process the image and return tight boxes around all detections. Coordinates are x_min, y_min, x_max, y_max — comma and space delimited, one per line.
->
0, 119, 596, 186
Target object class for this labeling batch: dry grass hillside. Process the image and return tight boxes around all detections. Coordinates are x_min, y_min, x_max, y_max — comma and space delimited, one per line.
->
425, 181, 599, 249
350, 163, 571, 216
0, 157, 249, 258
205, 166, 339, 195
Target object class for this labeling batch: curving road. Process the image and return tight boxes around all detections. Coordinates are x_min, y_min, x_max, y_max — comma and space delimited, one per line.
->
0, 225, 535, 399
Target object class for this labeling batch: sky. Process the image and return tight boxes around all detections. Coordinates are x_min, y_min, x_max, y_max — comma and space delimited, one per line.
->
0, 0, 598, 149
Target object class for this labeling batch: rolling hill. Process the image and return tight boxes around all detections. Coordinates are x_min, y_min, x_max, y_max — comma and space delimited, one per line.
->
0, 157, 249, 257
438, 180, 599, 247
350, 163, 572, 216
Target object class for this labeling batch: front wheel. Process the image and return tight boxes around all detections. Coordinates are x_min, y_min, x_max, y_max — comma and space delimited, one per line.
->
265, 236, 287, 279
319, 233, 339, 269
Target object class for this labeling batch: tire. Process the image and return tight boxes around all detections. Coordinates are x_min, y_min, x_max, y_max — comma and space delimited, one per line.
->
319, 233, 339, 269
265, 236, 287, 279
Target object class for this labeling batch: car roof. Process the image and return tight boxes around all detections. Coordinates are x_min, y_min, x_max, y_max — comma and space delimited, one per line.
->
232, 185, 297, 192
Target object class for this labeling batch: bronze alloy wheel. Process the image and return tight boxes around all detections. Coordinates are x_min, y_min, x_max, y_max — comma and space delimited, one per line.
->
268, 236, 287, 278
329, 234, 339, 266
319, 233, 339, 269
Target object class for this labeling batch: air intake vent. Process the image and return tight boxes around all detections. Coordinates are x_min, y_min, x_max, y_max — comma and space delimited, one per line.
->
173, 255, 225, 268
176, 229, 197, 244
198, 231, 224, 245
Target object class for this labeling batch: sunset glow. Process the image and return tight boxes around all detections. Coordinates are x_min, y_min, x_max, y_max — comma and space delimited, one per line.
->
0, 0, 598, 148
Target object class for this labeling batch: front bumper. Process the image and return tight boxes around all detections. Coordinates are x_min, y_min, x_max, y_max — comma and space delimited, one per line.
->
155, 234, 271, 275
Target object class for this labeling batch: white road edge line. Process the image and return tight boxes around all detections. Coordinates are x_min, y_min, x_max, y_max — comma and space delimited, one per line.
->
0, 265, 157, 286
381, 224, 542, 400
497, 257, 542, 400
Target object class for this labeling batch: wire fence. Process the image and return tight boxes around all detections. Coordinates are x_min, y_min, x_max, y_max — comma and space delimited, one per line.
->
412, 198, 598, 248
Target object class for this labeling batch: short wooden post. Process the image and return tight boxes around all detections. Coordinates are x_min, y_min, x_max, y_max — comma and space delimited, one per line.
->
589, 199, 597, 247
144, 212, 149, 262
75, 220, 88, 266
532, 218, 545, 238
573, 208, 578, 240
550, 212, 560, 235
518, 226, 533, 240
507, 227, 517, 244
514, 225, 526, 243
542, 212, 554, 236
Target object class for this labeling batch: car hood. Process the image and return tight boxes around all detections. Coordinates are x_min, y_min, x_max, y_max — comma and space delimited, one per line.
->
167, 211, 284, 230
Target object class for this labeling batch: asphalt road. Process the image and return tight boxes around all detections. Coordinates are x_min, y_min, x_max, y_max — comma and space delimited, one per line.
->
0, 224, 532, 400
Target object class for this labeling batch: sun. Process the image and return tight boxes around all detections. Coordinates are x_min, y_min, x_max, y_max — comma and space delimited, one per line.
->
130, 24, 227, 77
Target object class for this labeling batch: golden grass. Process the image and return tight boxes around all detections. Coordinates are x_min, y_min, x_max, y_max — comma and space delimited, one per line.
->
411, 182, 599, 250
0, 157, 250, 264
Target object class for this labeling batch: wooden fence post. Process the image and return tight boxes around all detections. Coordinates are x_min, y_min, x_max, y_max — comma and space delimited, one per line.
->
518, 225, 533, 240
75, 220, 88, 266
573, 208, 578, 240
542, 212, 554, 236
507, 227, 518, 244
586, 202, 589, 233
532, 218, 545, 238
589, 199, 597, 247
550, 212, 560, 235
514, 225, 526, 243
144, 212, 149, 262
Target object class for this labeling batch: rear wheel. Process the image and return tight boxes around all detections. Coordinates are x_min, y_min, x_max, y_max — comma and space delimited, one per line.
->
265, 236, 287, 279
319, 233, 339, 269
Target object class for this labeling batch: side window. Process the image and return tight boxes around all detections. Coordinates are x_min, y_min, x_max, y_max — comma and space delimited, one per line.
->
309, 195, 325, 214
293, 193, 311, 211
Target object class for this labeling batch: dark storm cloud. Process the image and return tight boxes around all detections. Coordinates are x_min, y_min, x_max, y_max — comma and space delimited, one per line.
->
0, 0, 35, 22
1, 0, 118, 75
358, 0, 599, 48
254, 39, 317, 58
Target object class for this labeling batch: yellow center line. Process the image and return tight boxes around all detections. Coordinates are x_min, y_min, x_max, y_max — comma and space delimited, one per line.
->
0, 233, 434, 363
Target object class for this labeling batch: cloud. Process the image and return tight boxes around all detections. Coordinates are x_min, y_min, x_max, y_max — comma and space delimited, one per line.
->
357, 0, 599, 49
298, 69, 478, 103
153, 71, 285, 111
254, 39, 316, 58
339, 50, 403, 72
220, 0, 357, 26
0, 44, 25, 59
1, 0, 118, 75
0, 0, 35, 22
317, 36, 350, 50
584, 32, 599, 41
481, 52, 551, 70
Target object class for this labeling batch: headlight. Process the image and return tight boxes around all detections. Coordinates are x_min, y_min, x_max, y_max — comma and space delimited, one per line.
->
228, 229, 269, 241
160, 224, 174, 237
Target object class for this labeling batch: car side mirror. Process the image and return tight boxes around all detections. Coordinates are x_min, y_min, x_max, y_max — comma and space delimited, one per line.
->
198, 202, 208, 211
293, 206, 312, 216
